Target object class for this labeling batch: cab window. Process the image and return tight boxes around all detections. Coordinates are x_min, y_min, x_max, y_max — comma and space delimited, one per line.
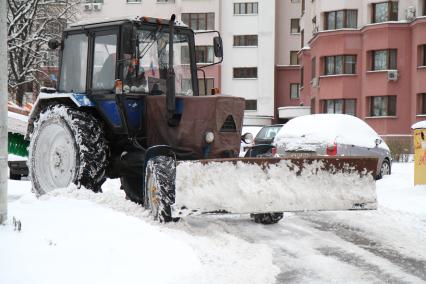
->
92, 34, 117, 91
59, 33, 88, 93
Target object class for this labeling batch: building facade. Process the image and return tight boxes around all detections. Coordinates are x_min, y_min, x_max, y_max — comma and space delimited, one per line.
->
293, 0, 426, 139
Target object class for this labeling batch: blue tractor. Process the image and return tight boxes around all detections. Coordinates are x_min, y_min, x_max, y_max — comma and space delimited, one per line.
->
27, 16, 379, 224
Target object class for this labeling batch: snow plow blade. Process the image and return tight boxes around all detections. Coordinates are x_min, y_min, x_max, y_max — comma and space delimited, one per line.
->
173, 156, 378, 217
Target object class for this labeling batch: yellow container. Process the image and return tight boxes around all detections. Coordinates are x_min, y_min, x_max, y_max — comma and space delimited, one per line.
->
412, 121, 426, 186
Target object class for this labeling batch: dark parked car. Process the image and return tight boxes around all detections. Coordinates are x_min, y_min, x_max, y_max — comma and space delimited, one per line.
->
254, 124, 283, 145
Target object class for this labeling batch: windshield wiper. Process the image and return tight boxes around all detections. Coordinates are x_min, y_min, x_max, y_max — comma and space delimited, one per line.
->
138, 26, 163, 60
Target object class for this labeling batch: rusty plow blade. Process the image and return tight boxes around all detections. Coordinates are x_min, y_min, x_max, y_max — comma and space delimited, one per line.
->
172, 157, 378, 217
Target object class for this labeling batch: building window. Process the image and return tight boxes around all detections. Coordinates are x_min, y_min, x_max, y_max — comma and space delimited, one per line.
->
195, 46, 214, 64
290, 51, 299, 65
424, 0, 426, 16
233, 67, 257, 78
245, 100, 257, 110
372, 1, 398, 23
324, 55, 356, 75
301, 29, 304, 48
420, 45, 426, 66
372, 49, 397, 70
291, 0, 300, 3
198, 78, 214, 96
323, 99, 356, 115
418, 93, 426, 114
157, 0, 175, 2
234, 2, 258, 15
181, 13, 215, 30
311, 57, 316, 79
291, 19, 300, 33
86, 0, 104, 3
302, 0, 305, 14
300, 67, 304, 87
324, 10, 357, 30
290, 83, 300, 99
233, 35, 258, 47
370, 96, 397, 116
126, 0, 141, 2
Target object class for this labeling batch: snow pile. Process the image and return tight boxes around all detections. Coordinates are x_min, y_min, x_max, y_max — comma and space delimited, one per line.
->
8, 111, 28, 135
1, 179, 279, 284
411, 120, 426, 129
175, 160, 376, 215
274, 114, 389, 152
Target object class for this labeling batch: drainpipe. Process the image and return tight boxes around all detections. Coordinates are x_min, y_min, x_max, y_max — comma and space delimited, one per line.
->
0, 0, 8, 224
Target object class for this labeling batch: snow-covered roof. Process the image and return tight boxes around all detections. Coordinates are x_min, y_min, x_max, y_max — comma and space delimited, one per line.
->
70, 16, 187, 29
412, 120, 426, 129
274, 114, 389, 151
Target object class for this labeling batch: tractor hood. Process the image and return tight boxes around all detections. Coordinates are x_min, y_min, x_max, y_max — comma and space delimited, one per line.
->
145, 95, 245, 160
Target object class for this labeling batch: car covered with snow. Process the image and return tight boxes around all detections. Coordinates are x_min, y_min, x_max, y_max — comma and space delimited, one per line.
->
273, 114, 392, 179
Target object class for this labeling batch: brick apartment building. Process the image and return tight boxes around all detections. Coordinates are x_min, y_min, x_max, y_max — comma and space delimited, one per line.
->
293, 0, 426, 141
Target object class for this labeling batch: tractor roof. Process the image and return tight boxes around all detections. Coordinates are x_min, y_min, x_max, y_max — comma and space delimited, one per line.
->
68, 16, 188, 31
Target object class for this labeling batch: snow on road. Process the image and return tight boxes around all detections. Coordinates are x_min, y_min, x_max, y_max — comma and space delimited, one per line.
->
1, 163, 425, 284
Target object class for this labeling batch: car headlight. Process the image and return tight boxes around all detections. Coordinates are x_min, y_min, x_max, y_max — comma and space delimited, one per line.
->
241, 133, 254, 144
205, 131, 215, 144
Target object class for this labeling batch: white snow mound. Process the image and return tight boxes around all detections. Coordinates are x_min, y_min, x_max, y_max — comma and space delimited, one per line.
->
175, 160, 377, 215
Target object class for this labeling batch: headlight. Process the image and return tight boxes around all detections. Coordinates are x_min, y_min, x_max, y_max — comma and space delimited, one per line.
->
205, 131, 215, 144
241, 133, 254, 144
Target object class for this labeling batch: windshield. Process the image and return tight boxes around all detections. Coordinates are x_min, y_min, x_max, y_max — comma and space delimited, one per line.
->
123, 26, 194, 96
256, 125, 283, 140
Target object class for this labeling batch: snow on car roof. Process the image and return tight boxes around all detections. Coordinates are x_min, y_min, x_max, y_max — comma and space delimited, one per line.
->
274, 114, 389, 151
412, 120, 426, 129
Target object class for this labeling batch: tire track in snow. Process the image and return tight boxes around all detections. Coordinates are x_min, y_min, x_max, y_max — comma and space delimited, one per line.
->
317, 247, 410, 284
305, 218, 426, 281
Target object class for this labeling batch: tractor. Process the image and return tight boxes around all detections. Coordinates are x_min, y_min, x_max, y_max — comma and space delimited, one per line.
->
27, 15, 379, 224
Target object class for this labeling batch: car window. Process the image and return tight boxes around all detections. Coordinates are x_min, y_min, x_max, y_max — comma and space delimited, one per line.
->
256, 126, 282, 139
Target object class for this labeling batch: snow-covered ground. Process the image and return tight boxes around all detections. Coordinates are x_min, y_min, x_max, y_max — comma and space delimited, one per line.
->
1, 163, 425, 284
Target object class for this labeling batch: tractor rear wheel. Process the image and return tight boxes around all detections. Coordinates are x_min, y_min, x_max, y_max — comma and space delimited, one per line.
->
29, 105, 108, 195
144, 156, 177, 222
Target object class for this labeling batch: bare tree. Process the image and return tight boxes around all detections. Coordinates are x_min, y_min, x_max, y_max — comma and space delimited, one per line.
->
7, 0, 80, 106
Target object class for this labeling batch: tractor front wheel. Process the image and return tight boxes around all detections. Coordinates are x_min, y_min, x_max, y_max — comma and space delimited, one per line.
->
29, 105, 108, 195
144, 156, 177, 222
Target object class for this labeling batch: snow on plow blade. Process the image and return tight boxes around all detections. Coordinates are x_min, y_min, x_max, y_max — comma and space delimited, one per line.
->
173, 157, 378, 217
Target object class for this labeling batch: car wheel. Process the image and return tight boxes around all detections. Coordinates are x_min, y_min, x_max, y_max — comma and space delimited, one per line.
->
378, 160, 391, 179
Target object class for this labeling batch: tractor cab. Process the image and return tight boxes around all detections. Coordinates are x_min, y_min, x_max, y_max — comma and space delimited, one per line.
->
59, 17, 202, 97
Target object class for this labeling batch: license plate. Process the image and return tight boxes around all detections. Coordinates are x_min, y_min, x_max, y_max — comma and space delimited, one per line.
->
285, 151, 315, 158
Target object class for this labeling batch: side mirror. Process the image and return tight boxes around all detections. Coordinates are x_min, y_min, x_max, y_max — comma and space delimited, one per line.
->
213, 36, 223, 58
241, 132, 254, 144
375, 138, 382, 146
48, 39, 61, 50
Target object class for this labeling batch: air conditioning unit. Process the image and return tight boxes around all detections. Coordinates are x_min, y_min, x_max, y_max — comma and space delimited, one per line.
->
93, 3, 102, 11
406, 6, 416, 21
387, 70, 399, 81
312, 77, 319, 87
84, 3, 93, 11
